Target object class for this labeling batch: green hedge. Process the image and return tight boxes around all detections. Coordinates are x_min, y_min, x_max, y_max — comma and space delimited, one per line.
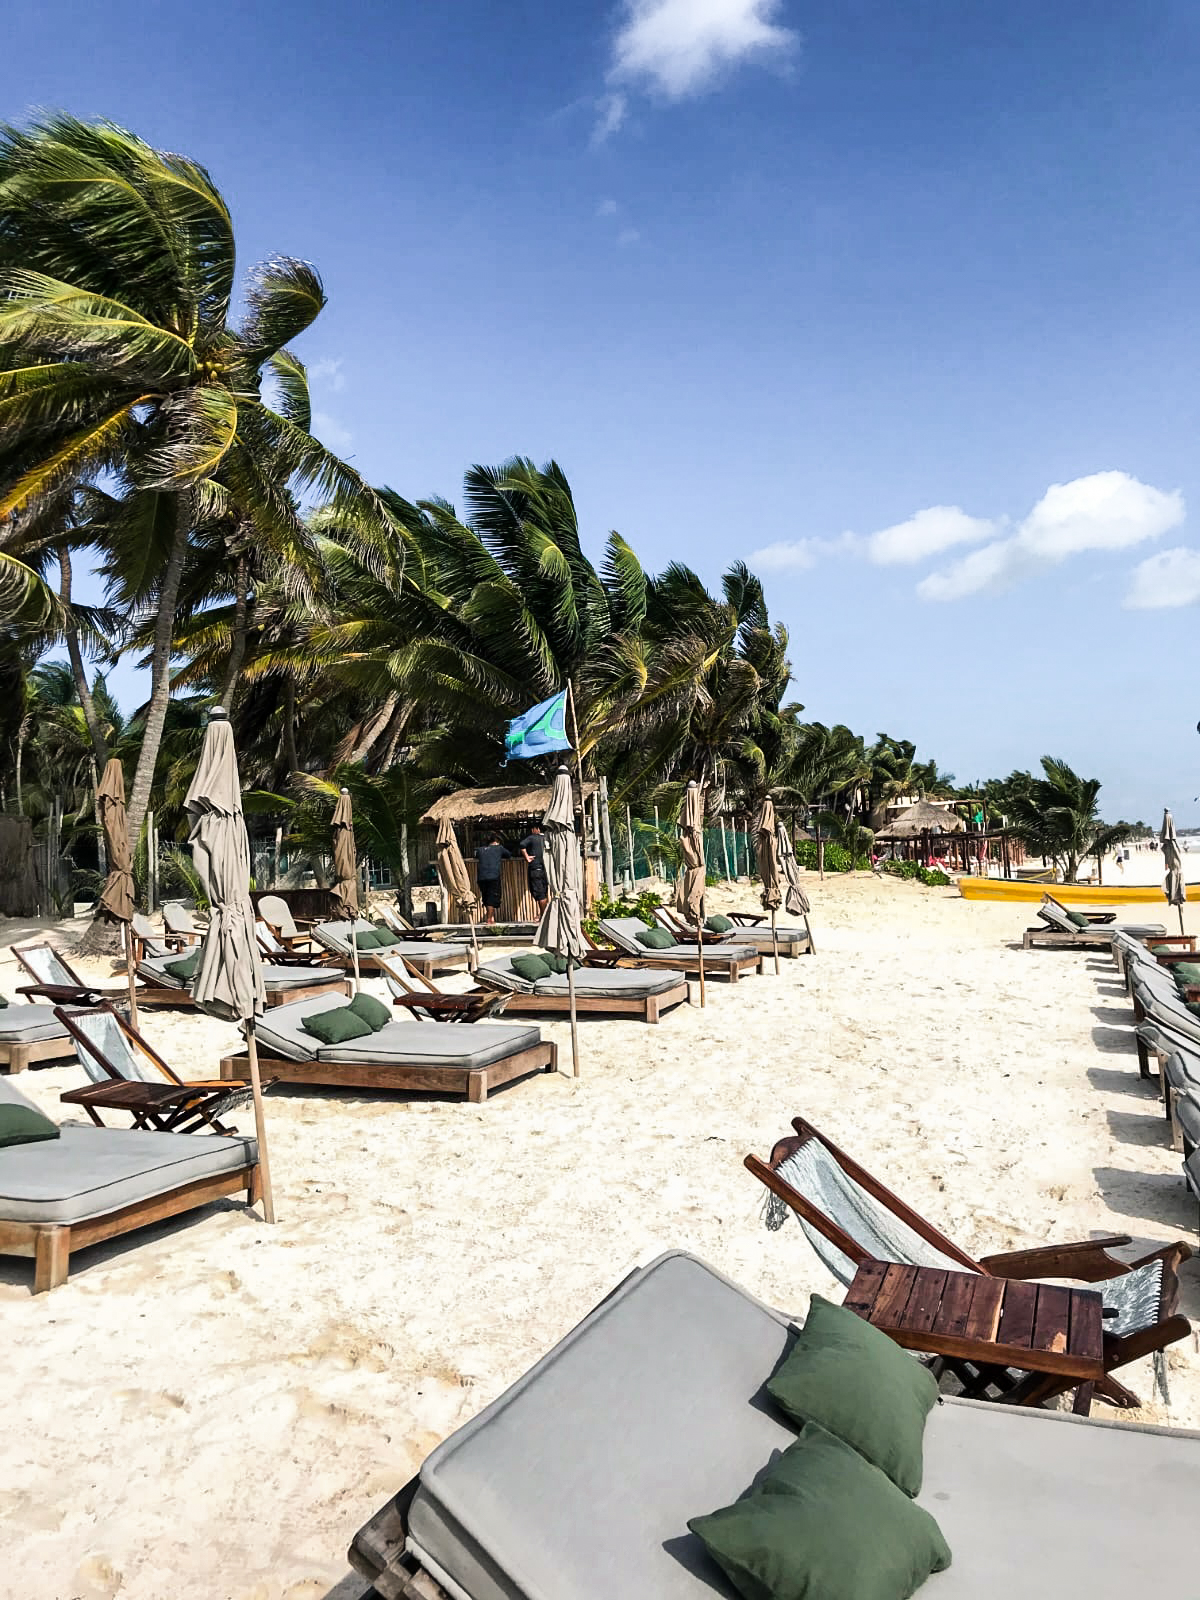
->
881, 860, 951, 887
794, 841, 872, 873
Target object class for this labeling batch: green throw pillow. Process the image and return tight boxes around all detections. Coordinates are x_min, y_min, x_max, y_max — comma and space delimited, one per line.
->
706, 914, 734, 933
0, 993, 7, 1009
689, 1423, 951, 1600
164, 950, 200, 981
0, 1103, 61, 1148
636, 927, 676, 949
1172, 963, 1200, 988
511, 953, 552, 981
352, 928, 383, 950
346, 991, 391, 1031
541, 952, 570, 974
300, 1005, 375, 1045
1065, 909, 1090, 929
370, 929, 401, 948
766, 1295, 938, 1497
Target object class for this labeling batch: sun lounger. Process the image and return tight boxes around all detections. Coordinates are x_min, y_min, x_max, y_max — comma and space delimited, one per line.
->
130, 913, 173, 962
161, 901, 207, 944
1024, 899, 1167, 949
349, 1249, 1200, 1600
378, 954, 512, 1023
54, 1003, 253, 1133
133, 949, 351, 1008
474, 954, 691, 1023
313, 918, 471, 976
255, 894, 320, 953
746, 1116, 1190, 1409
12, 942, 129, 1008
0, 1004, 76, 1074
596, 917, 762, 981
219, 995, 555, 1101
654, 905, 813, 957
0, 1075, 259, 1293
255, 920, 340, 968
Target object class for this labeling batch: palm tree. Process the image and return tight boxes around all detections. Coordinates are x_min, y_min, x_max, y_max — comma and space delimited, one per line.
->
0, 113, 388, 836
1002, 757, 1132, 883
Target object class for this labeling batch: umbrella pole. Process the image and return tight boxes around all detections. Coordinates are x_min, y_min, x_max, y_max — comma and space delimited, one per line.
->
245, 1019, 276, 1224
469, 908, 479, 974
351, 937, 361, 994
123, 922, 140, 1030
567, 961, 580, 1077
771, 909, 780, 975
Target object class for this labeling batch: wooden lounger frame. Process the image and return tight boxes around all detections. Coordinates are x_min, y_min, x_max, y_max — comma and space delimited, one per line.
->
351, 1474, 445, 1599
315, 946, 470, 977
492, 977, 691, 1024
0, 1035, 79, 1075
218, 1039, 557, 1103
654, 905, 811, 958
586, 929, 762, 982
135, 974, 354, 1009
0, 1161, 261, 1294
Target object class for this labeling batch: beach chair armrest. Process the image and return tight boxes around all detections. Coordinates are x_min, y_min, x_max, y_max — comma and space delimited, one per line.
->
18, 981, 108, 1004
1083, 912, 1117, 923
728, 912, 766, 925
980, 1236, 1135, 1282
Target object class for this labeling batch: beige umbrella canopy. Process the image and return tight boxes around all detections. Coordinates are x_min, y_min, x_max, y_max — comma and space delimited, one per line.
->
96, 757, 139, 1025
756, 796, 782, 974
330, 787, 360, 920
676, 780, 707, 1006
777, 820, 811, 919
435, 814, 479, 967
535, 766, 586, 1077
1162, 809, 1187, 934
185, 708, 274, 1222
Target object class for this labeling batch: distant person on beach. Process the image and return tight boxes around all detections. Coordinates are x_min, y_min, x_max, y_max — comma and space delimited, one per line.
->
475, 834, 511, 924
520, 822, 549, 915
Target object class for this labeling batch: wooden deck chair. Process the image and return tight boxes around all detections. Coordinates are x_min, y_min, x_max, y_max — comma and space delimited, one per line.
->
376, 951, 511, 1023
161, 901, 207, 947
651, 906, 730, 944
377, 903, 442, 941
130, 913, 172, 964
13, 943, 128, 1007
254, 920, 335, 968
256, 894, 319, 953
54, 1003, 255, 1134
746, 1116, 1191, 1410
1040, 893, 1117, 926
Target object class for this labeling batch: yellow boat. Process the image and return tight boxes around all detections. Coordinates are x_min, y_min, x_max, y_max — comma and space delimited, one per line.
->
957, 877, 1192, 905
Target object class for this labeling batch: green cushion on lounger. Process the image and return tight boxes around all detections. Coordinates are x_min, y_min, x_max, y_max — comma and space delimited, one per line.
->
1172, 963, 1200, 988
300, 1004, 374, 1045
540, 952, 571, 974
1065, 910, 1090, 929
353, 929, 384, 950
511, 954, 552, 981
636, 927, 676, 949
164, 950, 200, 981
0, 1101, 61, 1148
370, 929, 401, 948
706, 914, 734, 933
766, 1294, 938, 1496
346, 991, 391, 1031
0, 993, 7, 1008
689, 1423, 950, 1600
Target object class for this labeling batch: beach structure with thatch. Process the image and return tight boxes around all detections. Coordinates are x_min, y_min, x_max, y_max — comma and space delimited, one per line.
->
421, 784, 600, 921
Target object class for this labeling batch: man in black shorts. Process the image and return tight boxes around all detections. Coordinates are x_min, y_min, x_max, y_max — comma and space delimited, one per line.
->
520, 821, 549, 915
475, 834, 511, 924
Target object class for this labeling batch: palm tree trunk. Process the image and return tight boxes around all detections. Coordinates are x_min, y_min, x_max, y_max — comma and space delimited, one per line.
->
219, 546, 250, 710
57, 546, 108, 766
14, 713, 31, 815
282, 674, 299, 779
127, 490, 191, 840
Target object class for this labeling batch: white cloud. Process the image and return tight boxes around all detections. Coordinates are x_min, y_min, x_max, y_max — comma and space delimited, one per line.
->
592, 92, 628, 143
617, 226, 641, 246
1125, 546, 1200, 610
308, 357, 345, 394
750, 533, 858, 573
865, 505, 997, 566
312, 410, 353, 454
596, 198, 619, 217
605, 0, 796, 113
918, 472, 1184, 601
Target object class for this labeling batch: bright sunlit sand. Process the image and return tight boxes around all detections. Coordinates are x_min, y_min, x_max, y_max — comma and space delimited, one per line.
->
2, 875, 1196, 1600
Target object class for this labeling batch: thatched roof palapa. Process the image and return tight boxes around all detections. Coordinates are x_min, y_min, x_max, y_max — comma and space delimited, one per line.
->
422, 781, 599, 827
875, 800, 965, 839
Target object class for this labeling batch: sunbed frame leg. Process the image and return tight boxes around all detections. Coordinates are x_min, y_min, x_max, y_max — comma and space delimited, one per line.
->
467, 1071, 487, 1103
33, 1227, 69, 1293
8, 1043, 29, 1074
646, 996, 659, 1024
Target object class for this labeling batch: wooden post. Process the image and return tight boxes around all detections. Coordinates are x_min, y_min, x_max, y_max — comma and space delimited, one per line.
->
123, 922, 140, 1031
625, 804, 636, 888
598, 775, 615, 890
653, 804, 663, 879
720, 815, 733, 882
273, 824, 282, 887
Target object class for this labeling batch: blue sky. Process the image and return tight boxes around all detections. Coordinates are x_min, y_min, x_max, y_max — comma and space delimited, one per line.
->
9, 0, 1200, 822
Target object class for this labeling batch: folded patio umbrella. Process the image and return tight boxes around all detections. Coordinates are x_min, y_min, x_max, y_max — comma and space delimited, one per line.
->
1162, 808, 1187, 935
677, 779, 706, 1006
185, 707, 274, 1222
756, 795, 782, 974
435, 814, 479, 968
331, 786, 361, 989
777, 816, 815, 953
96, 756, 139, 1026
535, 766, 585, 1076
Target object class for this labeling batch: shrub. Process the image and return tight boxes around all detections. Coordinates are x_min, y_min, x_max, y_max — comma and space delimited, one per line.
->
881, 860, 951, 888
794, 840, 871, 873
589, 884, 664, 931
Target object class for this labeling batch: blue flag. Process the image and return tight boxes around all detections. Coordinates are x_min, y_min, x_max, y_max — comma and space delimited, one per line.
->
504, 690, 572, 763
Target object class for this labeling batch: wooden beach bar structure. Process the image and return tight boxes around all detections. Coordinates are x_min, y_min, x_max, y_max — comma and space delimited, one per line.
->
421, 782, 600, 923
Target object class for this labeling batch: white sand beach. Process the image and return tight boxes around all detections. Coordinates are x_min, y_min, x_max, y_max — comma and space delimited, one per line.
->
2, 878, 1197, 1599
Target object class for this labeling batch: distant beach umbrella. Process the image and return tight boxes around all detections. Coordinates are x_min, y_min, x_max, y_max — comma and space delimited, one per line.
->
777, 817, 815, 954
756, 796, 783, 975
1161, 808, 1187, 935
184, 707, 274, 1222
435, 814, 479, 968
535, 766, 585, 1076
677, 779, 707, 1006
96, 756, 139, 1026
331, 786, 361, 989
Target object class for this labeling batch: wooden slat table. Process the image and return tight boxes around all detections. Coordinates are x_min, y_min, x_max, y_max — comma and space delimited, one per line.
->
844, 1261, 1105, 1413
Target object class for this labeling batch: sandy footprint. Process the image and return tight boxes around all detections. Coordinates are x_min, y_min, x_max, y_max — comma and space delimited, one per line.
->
73, 1554, 123, 1598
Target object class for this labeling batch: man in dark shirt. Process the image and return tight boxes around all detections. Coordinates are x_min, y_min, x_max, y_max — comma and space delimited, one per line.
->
520, 822, 548, 914
475, 834, 511, 924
